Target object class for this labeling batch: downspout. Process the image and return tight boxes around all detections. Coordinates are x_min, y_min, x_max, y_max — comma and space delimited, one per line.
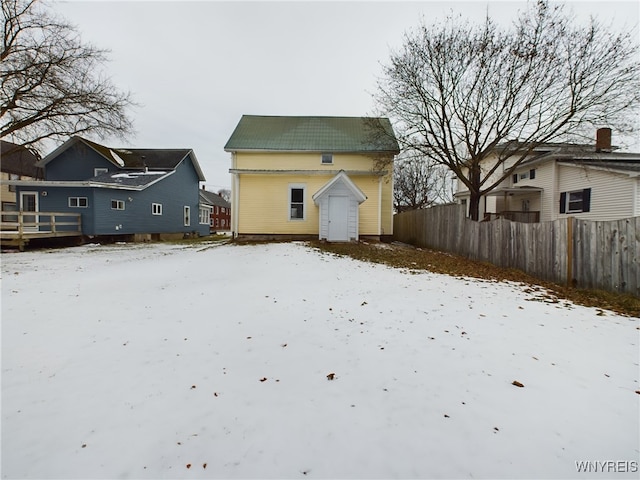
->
377, 176, 382, 236
231, 152, 239, 237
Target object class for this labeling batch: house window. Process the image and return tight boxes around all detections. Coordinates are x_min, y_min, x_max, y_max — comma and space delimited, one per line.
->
522, 199, 530, 212
514, 169, 535, 184
111, 199, 125, 210
560, 188, 591, 214
152, 203, 162, 215
184, 206, 190, 226
199, 207, 210, 224
289, 185, 305, 220
2, 201, 17, 222
68, 197, 88, 208
8, 173, 19, 192
321, 153, 333, 165
94, 168, 108, 176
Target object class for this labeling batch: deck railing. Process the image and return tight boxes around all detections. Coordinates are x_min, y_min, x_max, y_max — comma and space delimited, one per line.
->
1, 211, 82, 248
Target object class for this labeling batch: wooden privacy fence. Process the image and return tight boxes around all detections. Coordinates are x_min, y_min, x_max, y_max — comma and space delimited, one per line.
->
393, 204, 639, 297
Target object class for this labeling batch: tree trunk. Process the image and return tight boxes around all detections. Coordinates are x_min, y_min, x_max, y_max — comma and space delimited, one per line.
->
469, 191, 482, 221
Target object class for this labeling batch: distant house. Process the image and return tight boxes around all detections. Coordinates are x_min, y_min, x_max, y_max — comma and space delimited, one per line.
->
1, 141, 42, 214
224, 115, 399, 241
455, 128, 640, 222
199, 188, 231, 232
4, 136, 210, 241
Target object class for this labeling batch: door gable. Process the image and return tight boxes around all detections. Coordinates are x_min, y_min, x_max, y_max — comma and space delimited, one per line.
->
312, 170, 366, 205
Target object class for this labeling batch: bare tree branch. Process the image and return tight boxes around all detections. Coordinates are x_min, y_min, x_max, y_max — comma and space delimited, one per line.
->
1, 0, 136, 156
375, 1, 640, 220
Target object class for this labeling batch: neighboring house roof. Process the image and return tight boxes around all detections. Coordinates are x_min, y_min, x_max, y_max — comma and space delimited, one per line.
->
1, 140, 42, 178
224, 115, 400, 154
3, 171, 173, 191
557, 159, 640, 176
89, 170, 174, 188
199, 189, 230, 208
37, 136, 206, 181
514, 147, 640, 172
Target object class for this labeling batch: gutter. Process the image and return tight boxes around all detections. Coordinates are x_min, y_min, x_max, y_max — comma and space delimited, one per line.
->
228, 169, 389, 176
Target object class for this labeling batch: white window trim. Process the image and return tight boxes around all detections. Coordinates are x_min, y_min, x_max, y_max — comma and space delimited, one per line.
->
566, 190, 584, 214
111, 199, 125, 210
68, 197, 88, 208
199, 206, 212, 225
184, 206, 191, 226
152, 203, 163, 215
288, 184, 306, 221
321, 153, 333, 165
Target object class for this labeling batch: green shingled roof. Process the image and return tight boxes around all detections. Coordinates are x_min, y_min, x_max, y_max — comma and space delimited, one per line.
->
224, 115, 400, 153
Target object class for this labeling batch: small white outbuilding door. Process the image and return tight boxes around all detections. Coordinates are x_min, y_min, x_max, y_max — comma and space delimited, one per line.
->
313, 171, 367, 242
328, 195, 349, 241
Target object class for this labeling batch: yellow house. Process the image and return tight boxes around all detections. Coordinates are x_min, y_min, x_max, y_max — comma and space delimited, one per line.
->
224, 115, 399, 241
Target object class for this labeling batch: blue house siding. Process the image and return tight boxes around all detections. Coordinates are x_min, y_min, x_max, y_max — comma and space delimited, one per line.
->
45, 142, 115, 181
13, 185, 95, 233
89, 155, 207, 236
13, 137, 209, 238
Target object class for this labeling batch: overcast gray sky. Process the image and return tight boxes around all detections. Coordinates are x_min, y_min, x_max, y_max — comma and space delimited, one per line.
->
54, 0, 639, 191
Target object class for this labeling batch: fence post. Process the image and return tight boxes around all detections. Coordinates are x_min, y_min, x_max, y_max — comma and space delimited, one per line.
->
566, 216, 573, 287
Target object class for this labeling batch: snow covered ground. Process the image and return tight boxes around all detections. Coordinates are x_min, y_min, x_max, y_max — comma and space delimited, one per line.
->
2, 241, 638, 479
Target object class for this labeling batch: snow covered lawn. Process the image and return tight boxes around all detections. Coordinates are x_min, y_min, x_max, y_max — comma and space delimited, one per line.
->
2, 241, 638, 479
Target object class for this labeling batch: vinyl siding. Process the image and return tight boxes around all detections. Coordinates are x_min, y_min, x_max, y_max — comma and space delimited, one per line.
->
556, 164, 636, 221
17, 154, 208, 236
235, 152, 386, 172
511, 161, 555, 221
91, 155, 206, 236
236, 173, 384, 235
233, 152, 393, 236
45, 142, 114, 181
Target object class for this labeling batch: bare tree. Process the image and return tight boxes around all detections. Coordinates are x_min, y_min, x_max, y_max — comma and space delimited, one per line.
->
217, 188, 231, 203
1, 0, 135, 156
394, 150, 453, 211
375, 1, 640, 220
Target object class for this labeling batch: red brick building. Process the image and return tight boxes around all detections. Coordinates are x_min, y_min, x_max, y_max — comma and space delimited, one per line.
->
200, 188, 231, 232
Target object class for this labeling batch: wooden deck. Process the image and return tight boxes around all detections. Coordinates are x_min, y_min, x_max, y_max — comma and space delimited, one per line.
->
1, 211, 82, 250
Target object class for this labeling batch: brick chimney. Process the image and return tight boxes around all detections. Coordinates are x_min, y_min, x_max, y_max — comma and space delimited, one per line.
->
595, 128, 612, 152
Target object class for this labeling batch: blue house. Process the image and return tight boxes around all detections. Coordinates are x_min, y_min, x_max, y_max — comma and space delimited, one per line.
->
8, 136, 211, 240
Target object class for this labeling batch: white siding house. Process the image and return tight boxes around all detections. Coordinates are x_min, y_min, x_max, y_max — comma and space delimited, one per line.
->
455, 130, 640, 222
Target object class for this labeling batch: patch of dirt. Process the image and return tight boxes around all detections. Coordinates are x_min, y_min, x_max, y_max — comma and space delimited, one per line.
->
310, 240, 640, 318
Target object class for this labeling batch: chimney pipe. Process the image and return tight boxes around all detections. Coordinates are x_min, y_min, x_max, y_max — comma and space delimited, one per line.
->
595, 128, 612, 152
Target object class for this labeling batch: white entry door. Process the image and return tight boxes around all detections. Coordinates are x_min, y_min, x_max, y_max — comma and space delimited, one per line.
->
328, 195, 349, 242
20, 191, 39, 232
